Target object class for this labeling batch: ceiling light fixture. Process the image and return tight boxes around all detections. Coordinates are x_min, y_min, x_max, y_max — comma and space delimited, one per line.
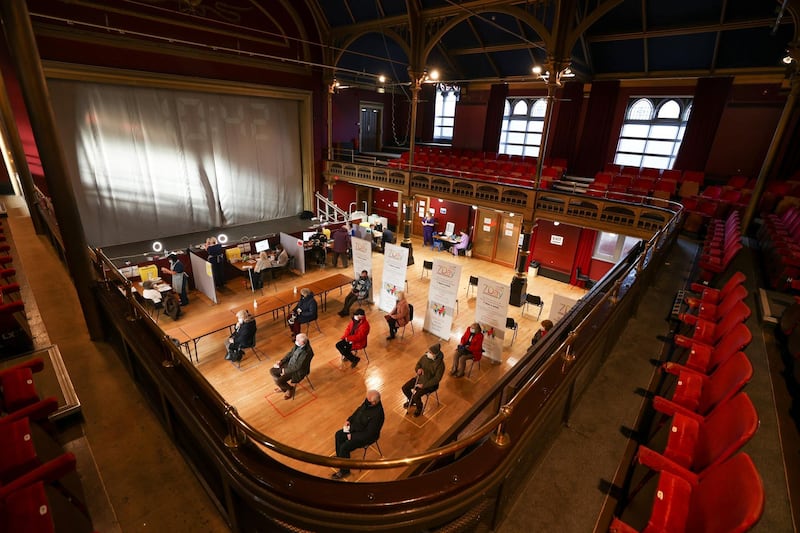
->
532, 62, 575, 86
783, 54, 794, 65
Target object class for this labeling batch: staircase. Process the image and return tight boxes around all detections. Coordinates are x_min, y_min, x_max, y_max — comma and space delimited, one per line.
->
315, 192, 348, 224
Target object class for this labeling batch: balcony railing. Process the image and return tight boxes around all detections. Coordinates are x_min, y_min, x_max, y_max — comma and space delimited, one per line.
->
324, 160, 681, 239
88, 205, 682, 531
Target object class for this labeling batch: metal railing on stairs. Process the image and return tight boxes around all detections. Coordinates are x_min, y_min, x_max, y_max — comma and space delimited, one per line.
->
314, 191, 348, 224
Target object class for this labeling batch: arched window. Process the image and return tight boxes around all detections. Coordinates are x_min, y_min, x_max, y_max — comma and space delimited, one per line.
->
614, 96, 692, 170
499, 97, 548, 157
433, 84, 461, 141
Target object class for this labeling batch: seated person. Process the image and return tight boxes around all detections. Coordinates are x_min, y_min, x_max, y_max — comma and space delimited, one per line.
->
401, 344, 445, 417
384, 290, 409, 340
335, 309, 369, 368
338, 270, 371, 316
308, 230, 327, 265
270, 244, 289, 278
452, 230, 470, 256
141, 279, 162, 305
288, 288, 318, 338
224, 310, 256, 363
253, 251, 272, 289
531, 319, 554, 344
331, 390, 384, 480
381, 227, 396, 247
450, 323, 484, 377
269, 333, 313, 400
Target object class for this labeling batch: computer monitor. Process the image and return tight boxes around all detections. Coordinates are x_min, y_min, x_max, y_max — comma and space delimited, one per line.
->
444, 222, 455, 236
302, 231, 316, 241
255, 239, 270, 253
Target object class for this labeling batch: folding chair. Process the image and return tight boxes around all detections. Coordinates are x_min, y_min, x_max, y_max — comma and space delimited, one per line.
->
362, 438, 383, 459
400, 304, 415, 338
610, 453, 764, 533
466, 275, 479, 298
659, 350, 753, 416
420, 386, 440, 415
523, 294, 544, 319
421, 260, 433, 279
685, 271, 746, 308
505, 317, 518, 346
673, 301, 750, 351
674, 322, 752, 375
235, 333, 264, 370
677, 284, 747, 326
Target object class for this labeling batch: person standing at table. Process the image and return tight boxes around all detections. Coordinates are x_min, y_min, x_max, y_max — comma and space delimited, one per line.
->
161, 253, 189, 306
205, 237, 225, 289
288, 288, 318, 338
331, 225, 351, 268
422, 213, 436, 246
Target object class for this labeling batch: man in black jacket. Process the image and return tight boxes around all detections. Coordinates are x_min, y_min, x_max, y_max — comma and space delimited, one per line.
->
332, 390, 385, 480
269, 333, 313, 399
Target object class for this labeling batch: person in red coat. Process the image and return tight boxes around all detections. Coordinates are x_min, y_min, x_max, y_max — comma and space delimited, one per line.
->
336, 308, 370, 368
450, 322, 484, 377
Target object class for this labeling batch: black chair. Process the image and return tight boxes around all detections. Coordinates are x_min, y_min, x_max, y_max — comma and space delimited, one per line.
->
420, 385, 440, 415
576, 267, 592, 289
291, 351, 315, 400
523, 294, 544, 319
466, 275, 479, 298
362, 438, 383, 459
236, 332, 264, 370
457, 242, 473, 256
505, 317, 518, 346
421, 260, 433, 279
401, 304, 415, 338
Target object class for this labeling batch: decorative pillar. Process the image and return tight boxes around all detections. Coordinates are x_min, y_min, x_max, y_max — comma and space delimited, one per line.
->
0, 0, 103, 339
743, 48, 799, 230
509, 220, 534, 307
0, 68, 43, 233
407, 70, 423, 167
401, 196, 415, 265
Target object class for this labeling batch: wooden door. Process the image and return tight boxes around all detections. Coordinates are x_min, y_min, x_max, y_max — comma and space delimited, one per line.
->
359, 104, 381, 153
494, 214, 521, 267
473, 209, 498, 261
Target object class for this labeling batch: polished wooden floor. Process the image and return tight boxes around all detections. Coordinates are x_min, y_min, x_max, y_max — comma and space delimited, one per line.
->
159, 237, 582, 481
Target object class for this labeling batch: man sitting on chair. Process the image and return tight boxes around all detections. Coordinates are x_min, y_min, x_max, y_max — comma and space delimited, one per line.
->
450, 322, 484, 377
338, 270, 371, 316
452, 230, 470, 256
402, 344, 445, 417
331, 389, 384, 480
270, 333, 313, 400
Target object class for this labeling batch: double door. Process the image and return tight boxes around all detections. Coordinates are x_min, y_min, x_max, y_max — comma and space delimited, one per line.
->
472, 209, 521, 267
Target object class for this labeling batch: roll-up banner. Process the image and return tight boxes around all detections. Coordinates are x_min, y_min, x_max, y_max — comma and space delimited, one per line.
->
379, 243, 409, 312
351, 236, 374, 301
423, 259, 462, 340
474, 277, 510, 363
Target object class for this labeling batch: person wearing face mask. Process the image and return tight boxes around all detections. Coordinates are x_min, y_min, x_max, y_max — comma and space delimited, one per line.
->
384, 290, 409, 340
331, 389, 384, 480
450, 322, 484, 378
401, 344, 445, 417
336, 308, 370, 368
338, 270, 372, 316
224, 310, 256, 363
531, 319, 554, 345
270, 333, 314, 400
288, 288, 318, 338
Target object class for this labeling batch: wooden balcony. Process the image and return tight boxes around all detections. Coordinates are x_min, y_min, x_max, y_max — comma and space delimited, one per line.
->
323, 160, 681, 239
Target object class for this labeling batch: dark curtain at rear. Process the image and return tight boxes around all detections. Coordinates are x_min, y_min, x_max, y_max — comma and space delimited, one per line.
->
482, 83, 509, 153
674, 76, 733, 172
548, 81, 584, 170
570, 229, 596, 285
772, 101, 800, 180
573, 81, 620, 177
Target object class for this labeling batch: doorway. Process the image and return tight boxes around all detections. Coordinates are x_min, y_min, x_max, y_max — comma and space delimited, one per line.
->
412, 196, 431, 237
472, 208, 521, 268
359, 103, 382, 153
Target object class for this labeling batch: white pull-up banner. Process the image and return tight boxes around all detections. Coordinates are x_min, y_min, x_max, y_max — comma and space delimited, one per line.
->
423, 259, 462, 340
351, 237, 374, 301
474, 277, 509, 364
379, 243, 409, 312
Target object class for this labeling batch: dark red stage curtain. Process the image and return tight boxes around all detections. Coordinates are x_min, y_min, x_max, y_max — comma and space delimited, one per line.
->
673, 76, 733, 172
573, 81, 620, 178
482, 83, 509, 153
570, 228, 596, 285
548, 81, 584, 171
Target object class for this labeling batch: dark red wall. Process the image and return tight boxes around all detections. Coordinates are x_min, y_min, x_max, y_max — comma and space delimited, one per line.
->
429, 198, 472, 234
372, 189, 399, 228
531, 220, 581, 275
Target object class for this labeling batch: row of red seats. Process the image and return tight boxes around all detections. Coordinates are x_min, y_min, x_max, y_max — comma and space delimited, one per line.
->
602, 164, 706, 185
695, 212, 743, 282
611, 272, 764, 532
758, 205, 800, 290
0, 220, 30, 354
0, 358, 95, 532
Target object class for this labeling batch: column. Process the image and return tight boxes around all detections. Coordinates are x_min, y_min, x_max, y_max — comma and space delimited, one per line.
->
509, 220, 533, 307
0, 0, 103, 338
401, 196, 415, 265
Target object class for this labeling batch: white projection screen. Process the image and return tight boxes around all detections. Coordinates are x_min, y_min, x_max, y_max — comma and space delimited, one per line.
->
48, 78, 305, 247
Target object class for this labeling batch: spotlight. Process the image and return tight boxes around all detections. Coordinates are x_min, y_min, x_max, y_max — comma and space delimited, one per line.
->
471, 205, 478, 209
378, 74, 386, 83
553, 221, 560, 226
783, 54, 794, 65
218, 234, 228, 244
428, 69, 440, 81
152, 241, 163, 252
532, 65, 542, 75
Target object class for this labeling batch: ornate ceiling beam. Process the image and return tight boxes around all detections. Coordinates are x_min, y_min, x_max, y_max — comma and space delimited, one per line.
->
587, 16, 792, 43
